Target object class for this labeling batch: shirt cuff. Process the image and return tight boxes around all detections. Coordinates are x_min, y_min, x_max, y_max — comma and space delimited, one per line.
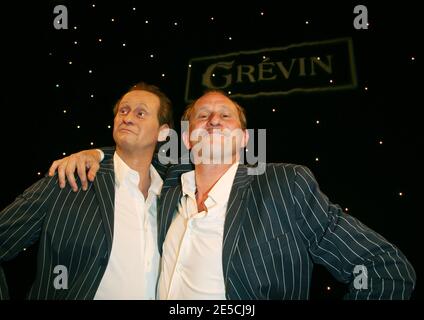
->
96, 149, 105, 162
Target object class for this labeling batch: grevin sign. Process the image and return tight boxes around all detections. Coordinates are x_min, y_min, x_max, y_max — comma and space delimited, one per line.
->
185, 38, 357, 102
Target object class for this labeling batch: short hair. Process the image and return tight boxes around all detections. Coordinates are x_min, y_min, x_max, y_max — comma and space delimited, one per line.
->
113, 82, 174, 128
181, 89, 247, 129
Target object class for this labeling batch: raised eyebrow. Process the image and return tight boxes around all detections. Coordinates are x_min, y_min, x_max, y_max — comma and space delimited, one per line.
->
118, 102, 149, 110
219, 105, 237, 114
118, 101, 130, 109
195, 106, 210, 113
135, 103, 150, 111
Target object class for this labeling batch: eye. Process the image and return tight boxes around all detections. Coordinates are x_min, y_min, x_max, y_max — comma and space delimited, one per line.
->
198, 113, 208, 119
137, 111, 145, 117
118, 107, 128, 115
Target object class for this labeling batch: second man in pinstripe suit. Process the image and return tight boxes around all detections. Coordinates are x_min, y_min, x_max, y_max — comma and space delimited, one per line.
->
0, 82, 173, 299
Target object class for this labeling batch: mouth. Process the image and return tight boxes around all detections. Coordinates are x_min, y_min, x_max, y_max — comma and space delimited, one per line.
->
119, 128, 135, 134
206, 128, 225, 135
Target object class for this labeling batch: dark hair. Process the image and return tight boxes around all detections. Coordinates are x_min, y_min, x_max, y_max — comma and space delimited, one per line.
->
181, 89, 247, 129
113, 82, 174, 128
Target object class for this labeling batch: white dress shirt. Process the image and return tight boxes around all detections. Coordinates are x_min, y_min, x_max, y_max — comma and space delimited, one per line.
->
94, 152, 162, 300
158, 162, 239, 300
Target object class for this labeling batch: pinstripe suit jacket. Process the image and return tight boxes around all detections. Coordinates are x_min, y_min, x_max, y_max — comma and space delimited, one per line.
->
158, 163, 416, 300
0, 151, 168, 299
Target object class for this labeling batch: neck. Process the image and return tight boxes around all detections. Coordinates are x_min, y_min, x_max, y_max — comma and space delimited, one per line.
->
194, 162, 237, 198
116, 146, 154, 198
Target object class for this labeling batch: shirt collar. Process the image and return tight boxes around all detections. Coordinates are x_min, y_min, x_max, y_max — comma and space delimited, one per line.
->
114, 152, 163, 195
180, 162, 239, 207
207, 162, 239, 206
181, 170, 196, 199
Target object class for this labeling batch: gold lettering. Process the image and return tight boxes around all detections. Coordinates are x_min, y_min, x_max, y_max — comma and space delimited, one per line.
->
310, 55, 332, 75
298, 57, 306, 76
236, 65, 256, 83
258, 60, 277, 81
275, 59, 296, 79
202, 61, 234, 89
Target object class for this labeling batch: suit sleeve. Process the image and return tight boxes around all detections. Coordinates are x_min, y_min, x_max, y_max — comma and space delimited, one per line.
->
292, 165, 416, 299
0, 176, 57, 299
99, 146, 115, 161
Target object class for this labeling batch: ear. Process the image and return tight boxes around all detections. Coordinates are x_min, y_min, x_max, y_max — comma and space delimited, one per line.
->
157, 124, 170, 142
241, 129, 249, 148
182, 130, 191, 150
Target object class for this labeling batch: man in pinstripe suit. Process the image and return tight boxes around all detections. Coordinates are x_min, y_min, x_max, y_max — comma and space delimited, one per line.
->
47, 90, 416, 299
155, 90, 416, 299
0, 82, 173, 299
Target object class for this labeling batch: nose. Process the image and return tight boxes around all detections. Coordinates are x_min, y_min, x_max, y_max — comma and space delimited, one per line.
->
122, 112, 135, 125
207, 112, 221, 127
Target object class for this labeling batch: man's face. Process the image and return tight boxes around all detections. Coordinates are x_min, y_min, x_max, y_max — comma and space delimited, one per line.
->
184, 92, 248, 164
113, 90, 165, 153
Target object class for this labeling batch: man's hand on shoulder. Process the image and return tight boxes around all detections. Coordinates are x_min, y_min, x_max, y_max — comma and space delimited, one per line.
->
48, 149, 102, 192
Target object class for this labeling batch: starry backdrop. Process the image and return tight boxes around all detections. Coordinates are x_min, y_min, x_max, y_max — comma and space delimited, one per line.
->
0, 1, 421, 299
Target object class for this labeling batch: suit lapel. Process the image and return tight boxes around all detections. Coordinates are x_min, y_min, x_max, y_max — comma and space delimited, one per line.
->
158, 163, 193, 254
222, 164, 254, 283
158, 185, 183, 254
93, 157, 115, 255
